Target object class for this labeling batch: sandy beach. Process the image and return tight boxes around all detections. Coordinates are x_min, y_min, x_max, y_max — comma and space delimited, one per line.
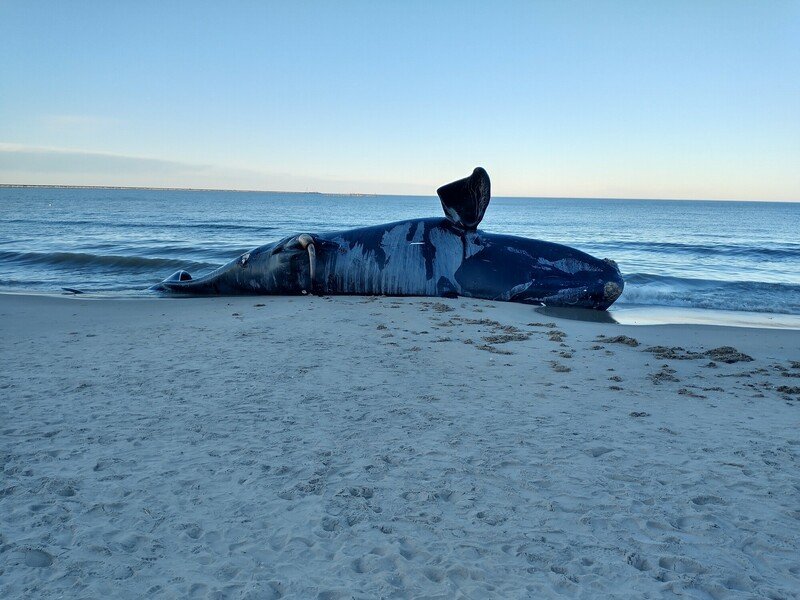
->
1, 293, 799, 598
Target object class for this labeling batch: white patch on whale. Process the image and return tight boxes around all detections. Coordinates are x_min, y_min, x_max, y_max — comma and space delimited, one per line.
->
464, 232, 484, 259
379, 223, 429, 294
495, 280, 536, 302
428, 227, 464, 294
541, 285, 591, 304
323, 223, 471, 296
537, 257, 598, 274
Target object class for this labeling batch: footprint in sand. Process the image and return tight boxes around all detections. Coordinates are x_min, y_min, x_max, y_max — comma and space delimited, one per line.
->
585, 447, 614, 458
321, 516, 340, 532
350, 556, 372, 574
182, 524, 203, 540
55, 485, 76, 497
188, 583, 208, 598
318, 590, 347, 600
626, 553, 650, 571
24, 548, 53, 567
423, 566, 445, 582
658, 555, 707, 575
111, 565, 134, 580
691, 495, 726, 506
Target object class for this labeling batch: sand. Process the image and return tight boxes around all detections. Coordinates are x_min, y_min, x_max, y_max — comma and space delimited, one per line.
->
1, 293, 799, 599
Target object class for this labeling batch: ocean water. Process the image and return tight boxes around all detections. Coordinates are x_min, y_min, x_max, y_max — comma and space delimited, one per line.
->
1, 186, 798, 316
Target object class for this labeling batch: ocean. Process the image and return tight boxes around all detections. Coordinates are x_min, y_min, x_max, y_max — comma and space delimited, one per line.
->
1, 186, 798, 318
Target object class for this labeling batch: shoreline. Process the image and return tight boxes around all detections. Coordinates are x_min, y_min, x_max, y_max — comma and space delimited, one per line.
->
2, 294, 799, 597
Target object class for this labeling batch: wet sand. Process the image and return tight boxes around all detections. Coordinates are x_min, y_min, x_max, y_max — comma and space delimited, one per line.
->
1, 294, 799, 598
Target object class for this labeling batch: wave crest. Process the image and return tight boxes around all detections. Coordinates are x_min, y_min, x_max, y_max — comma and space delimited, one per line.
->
620, 273, 800, 314
0, 250, 220, 273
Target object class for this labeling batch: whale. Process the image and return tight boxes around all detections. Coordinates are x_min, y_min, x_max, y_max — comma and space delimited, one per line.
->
152, 168, 624, 310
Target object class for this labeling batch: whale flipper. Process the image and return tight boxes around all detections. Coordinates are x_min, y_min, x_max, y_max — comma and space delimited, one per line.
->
165, 270, 193, 282
437, 167, 491, 230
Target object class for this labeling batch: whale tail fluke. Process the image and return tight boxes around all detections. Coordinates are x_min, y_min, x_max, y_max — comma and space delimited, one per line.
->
437, 167, 491, 230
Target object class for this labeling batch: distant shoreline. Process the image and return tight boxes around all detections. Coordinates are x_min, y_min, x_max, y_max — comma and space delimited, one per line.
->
1, 183, 797, 203
0, 183, 378, 197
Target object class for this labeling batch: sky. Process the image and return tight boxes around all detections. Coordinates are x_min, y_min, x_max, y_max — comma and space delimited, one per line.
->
1, 1, 798, 200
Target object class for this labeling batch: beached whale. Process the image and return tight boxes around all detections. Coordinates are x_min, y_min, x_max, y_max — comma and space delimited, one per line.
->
152, 168, 624, 309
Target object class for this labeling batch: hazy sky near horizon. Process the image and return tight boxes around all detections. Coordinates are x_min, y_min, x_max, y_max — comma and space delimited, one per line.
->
1, 1, 798, 200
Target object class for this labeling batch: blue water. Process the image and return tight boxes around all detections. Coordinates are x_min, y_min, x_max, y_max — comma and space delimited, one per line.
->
1, 186, 798, 315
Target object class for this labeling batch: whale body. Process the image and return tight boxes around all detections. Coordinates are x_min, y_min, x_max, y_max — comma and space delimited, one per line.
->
153, 168, 624, 310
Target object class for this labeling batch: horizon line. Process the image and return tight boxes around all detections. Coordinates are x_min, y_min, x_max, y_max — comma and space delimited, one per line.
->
0, 182, 797, 204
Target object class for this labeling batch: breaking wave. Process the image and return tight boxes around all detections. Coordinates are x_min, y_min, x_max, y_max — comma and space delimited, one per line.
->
0, 250, 221, 274
620, 273, 800, 315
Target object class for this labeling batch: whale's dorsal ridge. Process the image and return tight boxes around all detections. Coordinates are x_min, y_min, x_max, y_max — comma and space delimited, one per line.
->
437, 167, 491, 231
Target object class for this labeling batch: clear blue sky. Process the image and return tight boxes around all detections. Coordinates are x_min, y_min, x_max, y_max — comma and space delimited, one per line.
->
1, 1, 798, 199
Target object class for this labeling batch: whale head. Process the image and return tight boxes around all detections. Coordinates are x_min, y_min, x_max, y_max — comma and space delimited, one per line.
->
455, 233, 625, 310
